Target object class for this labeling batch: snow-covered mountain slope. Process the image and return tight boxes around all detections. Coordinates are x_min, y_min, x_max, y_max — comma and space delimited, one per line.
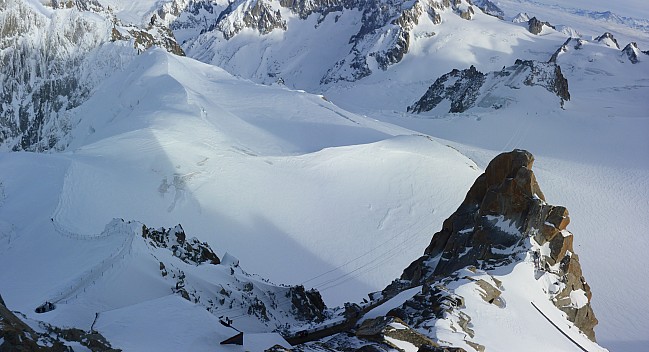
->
495, 0, 649, 47
1, 0, 647, 351
0, 0, 184, 152
0, 47, 483, 334
161, 0, 540, 92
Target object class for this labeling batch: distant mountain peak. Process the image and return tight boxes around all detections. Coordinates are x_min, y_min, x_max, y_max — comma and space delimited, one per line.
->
408, 59, 570, 114
594, 31, 620, 49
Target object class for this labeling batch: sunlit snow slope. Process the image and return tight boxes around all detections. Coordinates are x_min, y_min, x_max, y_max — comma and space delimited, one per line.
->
0, 48, 481, 321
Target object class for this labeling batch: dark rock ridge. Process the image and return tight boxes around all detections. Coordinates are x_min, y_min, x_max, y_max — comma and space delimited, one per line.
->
289, 285, 328, 322
527, 16, 555, 35
408, 65, 485, 114
142, 224, 220, 265
140, 222, 328, 329
622, 42, 642, 64
594, 32, 620, 49
408, 59, 569, 113
387, 149, 598, 340
549, 37, 582, 63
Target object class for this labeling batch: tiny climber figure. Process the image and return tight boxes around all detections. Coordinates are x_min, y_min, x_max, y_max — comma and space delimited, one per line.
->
532, 250, 541, 270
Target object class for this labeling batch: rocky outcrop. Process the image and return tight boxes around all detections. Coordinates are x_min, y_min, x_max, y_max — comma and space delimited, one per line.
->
408, 59, 570, 113
408, 65, 485, 113
142, 224, 220, 265
594, 32, 620, 49
549, 37, 586, 63
50, 0, 104, 12
515, 59, 570, 103
288, 285, 327, 322
390, 150, 598, 340
527, 16, 555, 35
622, 42, 642, 64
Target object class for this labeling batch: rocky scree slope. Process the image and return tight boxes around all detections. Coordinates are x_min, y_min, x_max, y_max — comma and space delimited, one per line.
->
386, 149, 597, 341
0, 0, 184, 152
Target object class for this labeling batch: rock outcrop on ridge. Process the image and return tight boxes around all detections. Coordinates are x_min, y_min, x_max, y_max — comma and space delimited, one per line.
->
142, 224, 221, 265
137, 222, 329, 328
387, 149, 598, 340
622, 42, 644, 64
408, 59, 570, 114
594, 32, 620, 49
527, 16, 555, 35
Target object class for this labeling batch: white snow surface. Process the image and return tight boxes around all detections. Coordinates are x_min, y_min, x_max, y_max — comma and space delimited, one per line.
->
435, 264, 607, 352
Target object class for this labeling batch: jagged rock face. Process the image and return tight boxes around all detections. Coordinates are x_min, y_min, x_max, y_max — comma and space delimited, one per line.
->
515, 59, 570, 102
594, 32, 620, 49
288, 285, 327, 322
0, 0, 112, 151
408, 60, 570, 114
51, 0, 104, 11
408, 65, 485, 113
0, 0, 186, 152
142, 224, 220, 265
173, 0, 479, 85
622, 42, 642, 64
216, 0, 287, 40
527, 16, 554, 35
394, 149, 598, 340
320, 0, 434, 83
137, 221, 329, 330
115, 19, 186, 56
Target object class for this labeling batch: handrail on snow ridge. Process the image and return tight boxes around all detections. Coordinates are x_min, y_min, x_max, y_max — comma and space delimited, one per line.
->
530, 301, 589, 352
